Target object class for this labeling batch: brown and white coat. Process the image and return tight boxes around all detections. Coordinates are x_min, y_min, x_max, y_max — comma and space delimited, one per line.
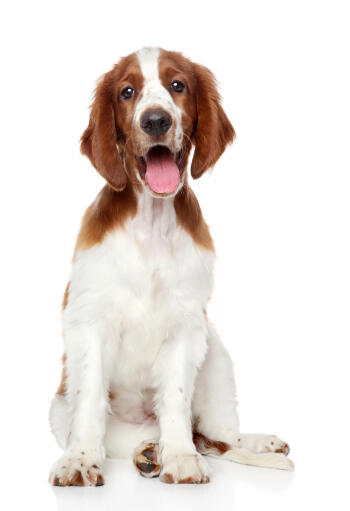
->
49, 47, 293, 487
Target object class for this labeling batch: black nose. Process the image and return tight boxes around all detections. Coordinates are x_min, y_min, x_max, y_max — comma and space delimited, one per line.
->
140, 109, 172, 136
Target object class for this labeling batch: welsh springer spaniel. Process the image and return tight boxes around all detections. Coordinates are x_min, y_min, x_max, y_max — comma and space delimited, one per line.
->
49, 47, 293, 486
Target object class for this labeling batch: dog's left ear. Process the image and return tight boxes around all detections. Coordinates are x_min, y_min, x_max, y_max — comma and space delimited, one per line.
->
191, 63, 235, 179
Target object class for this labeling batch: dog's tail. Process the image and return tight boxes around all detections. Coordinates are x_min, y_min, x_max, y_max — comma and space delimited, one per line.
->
193, 433, 294, 471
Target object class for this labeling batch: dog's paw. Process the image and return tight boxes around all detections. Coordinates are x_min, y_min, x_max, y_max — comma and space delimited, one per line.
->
160, 451, 210, 484
49, 451, 104, 487
134, 441, 161, 478
235, 434, 290, 455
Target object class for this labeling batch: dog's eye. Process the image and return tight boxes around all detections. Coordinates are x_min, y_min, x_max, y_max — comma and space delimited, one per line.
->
121, 87, 134, 99
171, 81, 185, 93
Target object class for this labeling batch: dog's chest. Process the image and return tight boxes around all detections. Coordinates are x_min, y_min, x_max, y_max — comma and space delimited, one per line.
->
113, 199, 213, 388
70, 196, 214, 389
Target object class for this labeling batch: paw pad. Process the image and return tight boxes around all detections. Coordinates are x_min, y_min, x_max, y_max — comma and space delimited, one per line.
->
134, 443, 161, 478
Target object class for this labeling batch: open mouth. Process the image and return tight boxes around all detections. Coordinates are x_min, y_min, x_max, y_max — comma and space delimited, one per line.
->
137, 145, 185, 195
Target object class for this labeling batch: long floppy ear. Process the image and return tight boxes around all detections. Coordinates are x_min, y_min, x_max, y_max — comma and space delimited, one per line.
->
80, 72, 127, 191
191, 63, 235, 179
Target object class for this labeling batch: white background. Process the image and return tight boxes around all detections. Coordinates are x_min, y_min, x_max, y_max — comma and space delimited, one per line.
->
1, 1, 349, 509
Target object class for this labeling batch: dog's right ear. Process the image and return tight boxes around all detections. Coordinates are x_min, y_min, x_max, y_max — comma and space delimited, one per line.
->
80, 72, 127, 192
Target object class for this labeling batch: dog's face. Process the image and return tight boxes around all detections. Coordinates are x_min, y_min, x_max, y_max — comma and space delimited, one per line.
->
81, 47, 235, 197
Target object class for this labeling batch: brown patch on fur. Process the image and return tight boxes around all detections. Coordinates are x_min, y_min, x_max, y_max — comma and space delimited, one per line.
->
193, 432, 231, 455
179, 475, 210, 484
62, 282, 70, 310
275, 443, 290, 455
53, 476, 61, 486
70, 470, 85, 486
179, 476, 196, 483
75, 183, 137, 252
174, 184, 214, 251
56, 354, 67, 396
161, 473, 175, 484
53, 470, 84, 487
86, 470, 104, 486
96, 474, 105, 486
108, 391, 116, 401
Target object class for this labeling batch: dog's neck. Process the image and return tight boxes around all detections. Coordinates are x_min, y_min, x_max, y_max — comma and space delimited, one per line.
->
74, 176, 214, 254
133, 187, 178, 242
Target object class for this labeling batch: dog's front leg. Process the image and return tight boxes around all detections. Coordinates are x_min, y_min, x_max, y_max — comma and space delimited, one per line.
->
49, 324, 108, 486
154, 317, 210, 484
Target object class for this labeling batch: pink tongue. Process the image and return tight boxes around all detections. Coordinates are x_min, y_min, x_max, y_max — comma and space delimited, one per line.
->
146, 149, 180, 194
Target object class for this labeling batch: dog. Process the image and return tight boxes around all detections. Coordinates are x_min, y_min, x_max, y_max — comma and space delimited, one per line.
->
49, 47, 293, 486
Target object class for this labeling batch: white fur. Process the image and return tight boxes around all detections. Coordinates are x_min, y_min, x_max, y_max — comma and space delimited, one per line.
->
135, 47, 183, 151
49, 47, 293, 485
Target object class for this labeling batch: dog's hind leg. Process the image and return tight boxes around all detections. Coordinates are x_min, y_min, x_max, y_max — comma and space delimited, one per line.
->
192, 321, 240, 443
193, 432, 293, 471
192, 321, 294, 471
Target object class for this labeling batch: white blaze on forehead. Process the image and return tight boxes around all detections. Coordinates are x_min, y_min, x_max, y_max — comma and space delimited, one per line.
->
137, 47, 160, 80
135, 47, 183, 149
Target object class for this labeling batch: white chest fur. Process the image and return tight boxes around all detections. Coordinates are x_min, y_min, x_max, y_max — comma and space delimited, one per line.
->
63, 191, 215, 393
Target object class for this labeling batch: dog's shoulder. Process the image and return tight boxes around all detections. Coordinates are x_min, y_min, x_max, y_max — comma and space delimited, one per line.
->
174, 185, 215, 252
74, 183, 137, 253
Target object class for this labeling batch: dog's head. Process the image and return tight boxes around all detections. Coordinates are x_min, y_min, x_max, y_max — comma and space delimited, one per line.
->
81, 47, 235, 197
